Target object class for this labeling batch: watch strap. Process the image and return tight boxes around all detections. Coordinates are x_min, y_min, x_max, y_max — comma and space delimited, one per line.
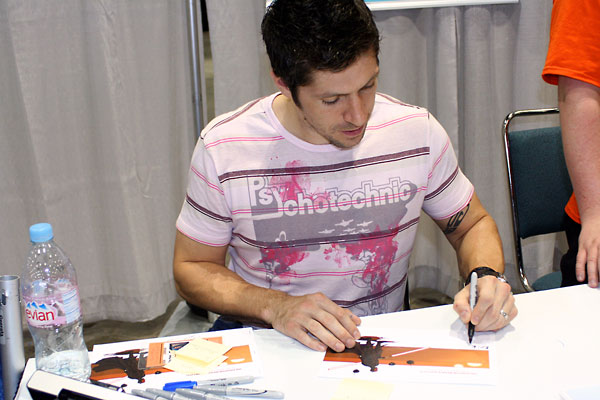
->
465, 266, 507, 285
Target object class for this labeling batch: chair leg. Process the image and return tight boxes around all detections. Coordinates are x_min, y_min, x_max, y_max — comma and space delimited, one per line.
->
404, 278, 410, 311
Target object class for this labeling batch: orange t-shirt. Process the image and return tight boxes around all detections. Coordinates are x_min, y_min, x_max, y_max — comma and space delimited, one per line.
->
541, 0, 600, 224
564, 194, 580, 224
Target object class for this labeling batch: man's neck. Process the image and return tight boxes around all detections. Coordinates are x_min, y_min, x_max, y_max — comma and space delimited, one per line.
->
272, 93, 301, 137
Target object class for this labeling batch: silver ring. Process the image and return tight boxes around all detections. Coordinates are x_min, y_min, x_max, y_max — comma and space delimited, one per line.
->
500, 309, 509, 320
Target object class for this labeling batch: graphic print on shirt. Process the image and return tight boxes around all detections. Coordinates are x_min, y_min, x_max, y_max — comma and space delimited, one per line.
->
247, 160, 418, 315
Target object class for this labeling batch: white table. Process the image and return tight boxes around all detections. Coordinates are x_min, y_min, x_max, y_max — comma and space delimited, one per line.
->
17, 285, 600, 400
253, 285, 600, 400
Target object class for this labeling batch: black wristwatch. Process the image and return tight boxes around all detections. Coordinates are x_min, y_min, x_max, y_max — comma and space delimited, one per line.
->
464, 266, 508, 286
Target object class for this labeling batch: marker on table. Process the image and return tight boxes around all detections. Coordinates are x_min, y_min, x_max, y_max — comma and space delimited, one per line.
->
148, 388, 229, 400
180, 386, 285, 399
163, 376, 255, 391
132, 389, 176, 400
468, 270, 478, 344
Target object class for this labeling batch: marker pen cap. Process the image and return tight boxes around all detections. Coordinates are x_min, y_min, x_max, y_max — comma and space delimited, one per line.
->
163, 381, 198, 391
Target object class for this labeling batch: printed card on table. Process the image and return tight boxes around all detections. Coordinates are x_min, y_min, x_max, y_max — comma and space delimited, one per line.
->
320, 327, 497, 385
89, 327, 262, 393
164, 337, 232, 375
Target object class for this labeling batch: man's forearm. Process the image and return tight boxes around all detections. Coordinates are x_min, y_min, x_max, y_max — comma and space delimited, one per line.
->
173, 258, 285, 325
454, 214, 505, 279
172, 231, 361, 351
558, 76, 600, 223
440, 194, 505, 279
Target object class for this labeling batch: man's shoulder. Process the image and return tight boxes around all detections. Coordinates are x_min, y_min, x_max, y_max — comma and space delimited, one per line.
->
371, 93, 431, 127
374, 92, 427, 112
200, 94, 277, 141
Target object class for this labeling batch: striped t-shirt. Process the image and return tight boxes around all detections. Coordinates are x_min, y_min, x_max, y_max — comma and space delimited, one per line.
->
176, 92, 473, 316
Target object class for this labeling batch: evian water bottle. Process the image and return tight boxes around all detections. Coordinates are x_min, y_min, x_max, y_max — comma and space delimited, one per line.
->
21, 223, 91, 381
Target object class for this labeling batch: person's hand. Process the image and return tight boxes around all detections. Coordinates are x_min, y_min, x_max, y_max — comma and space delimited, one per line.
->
576, 217, 600, 287
453, 275, 517, 332
267, 292, 361, 352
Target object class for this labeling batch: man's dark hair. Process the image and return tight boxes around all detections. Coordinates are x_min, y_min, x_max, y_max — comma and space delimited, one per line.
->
261, 0, 380, 105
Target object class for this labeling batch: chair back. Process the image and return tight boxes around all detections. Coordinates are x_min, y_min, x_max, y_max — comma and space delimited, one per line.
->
503, 108, 571, 291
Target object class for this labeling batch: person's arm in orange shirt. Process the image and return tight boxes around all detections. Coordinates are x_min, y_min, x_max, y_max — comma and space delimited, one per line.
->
558, 76, 600, 287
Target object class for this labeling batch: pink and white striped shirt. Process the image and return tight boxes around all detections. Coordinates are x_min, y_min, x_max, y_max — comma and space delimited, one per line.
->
176, 93, 473, 316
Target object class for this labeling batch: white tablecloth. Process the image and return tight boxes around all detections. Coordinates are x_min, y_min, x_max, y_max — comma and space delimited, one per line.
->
17, 285, 600, 400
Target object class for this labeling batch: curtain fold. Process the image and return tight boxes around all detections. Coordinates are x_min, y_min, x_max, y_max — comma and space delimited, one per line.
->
206, 0, 275, 117
0, 0, 196, 322
206, 0, 562, 297
0, 0, 563, 324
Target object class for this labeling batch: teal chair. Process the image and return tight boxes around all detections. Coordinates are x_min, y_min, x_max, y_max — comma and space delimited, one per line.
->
503, 108, 571, 292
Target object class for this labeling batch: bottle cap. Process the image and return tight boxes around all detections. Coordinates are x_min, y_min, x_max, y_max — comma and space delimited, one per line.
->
29, 223, 54, 243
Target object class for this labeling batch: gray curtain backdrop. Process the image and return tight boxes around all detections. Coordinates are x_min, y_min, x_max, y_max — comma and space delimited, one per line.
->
206, 0, 563, 297
0, 0, 562, 323
0, 0, 195, 322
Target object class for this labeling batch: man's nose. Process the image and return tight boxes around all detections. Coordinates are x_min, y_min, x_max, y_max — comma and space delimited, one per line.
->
344, 94, 368, 127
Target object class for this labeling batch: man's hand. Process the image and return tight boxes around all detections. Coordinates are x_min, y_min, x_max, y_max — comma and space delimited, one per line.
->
576, 215, 600, 287
453, 276, 517, 332
266, 292, 362, 352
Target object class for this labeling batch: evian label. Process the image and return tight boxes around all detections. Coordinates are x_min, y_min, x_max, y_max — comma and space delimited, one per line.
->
23, 287, 81, 328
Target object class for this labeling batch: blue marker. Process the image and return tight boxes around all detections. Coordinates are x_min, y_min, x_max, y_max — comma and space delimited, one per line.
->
163, 375, 255, 391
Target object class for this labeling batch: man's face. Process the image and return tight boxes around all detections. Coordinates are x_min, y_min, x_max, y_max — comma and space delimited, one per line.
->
292, 52, 379, 149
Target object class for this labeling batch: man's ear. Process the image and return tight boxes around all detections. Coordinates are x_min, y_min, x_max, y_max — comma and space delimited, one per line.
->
270, 70, 293, 99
